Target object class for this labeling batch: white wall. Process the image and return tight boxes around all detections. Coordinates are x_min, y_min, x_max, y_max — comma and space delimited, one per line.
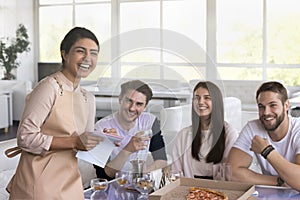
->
0, 0, 35, 83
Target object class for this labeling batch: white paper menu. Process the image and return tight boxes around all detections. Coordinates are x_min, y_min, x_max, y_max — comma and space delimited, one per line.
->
76, 132, 123, 167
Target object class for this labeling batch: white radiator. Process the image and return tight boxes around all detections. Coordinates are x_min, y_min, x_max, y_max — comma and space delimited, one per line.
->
0, 94, 9, 130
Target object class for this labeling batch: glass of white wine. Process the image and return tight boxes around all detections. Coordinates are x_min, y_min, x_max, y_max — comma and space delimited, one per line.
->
168, 170, 183, 184
90, 178, 108, 200
134, 129, 153, 160
134, 172, 155, 200
115, 171, 130, 188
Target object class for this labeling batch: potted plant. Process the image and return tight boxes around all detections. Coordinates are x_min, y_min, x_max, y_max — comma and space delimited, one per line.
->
0, 24, 31, 80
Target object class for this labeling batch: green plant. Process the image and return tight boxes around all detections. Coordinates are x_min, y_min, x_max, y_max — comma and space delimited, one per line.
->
0, 24, 30, 80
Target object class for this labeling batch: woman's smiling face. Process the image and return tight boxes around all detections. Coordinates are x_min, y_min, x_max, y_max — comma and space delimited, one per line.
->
193, 87, 212, 118
61, 38, 99, 82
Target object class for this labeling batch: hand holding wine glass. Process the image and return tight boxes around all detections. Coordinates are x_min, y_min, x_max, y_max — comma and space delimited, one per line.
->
123, 130, 152, 160
133, 129, 152, 159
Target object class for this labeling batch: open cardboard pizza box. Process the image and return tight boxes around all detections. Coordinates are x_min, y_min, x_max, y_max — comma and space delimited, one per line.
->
149, 177, 255, 200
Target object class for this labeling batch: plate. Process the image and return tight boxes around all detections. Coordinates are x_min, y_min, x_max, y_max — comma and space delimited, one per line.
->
92, 131, 124, 142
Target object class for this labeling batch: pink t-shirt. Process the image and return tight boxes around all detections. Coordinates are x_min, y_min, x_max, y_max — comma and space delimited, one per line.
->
171, 122, 238, 178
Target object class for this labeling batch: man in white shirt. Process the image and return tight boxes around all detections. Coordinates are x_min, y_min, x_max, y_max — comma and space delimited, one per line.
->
228, 81, 300, 191
94, 80, 167, 179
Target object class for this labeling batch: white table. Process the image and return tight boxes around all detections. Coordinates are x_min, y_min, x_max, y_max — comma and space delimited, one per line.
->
83, 181, 300, 200
83, 85, 191, 119
0, 90, 13, 126
84, 85, 191, 106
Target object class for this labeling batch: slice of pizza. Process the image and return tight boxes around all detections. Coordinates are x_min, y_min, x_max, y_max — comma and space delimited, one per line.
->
186, 187, 228, 200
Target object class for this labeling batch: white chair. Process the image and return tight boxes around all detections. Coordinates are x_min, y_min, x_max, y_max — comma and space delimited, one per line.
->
223, 97, 242, 131
160, 104, 191, 134
0, 139, 19, 200
0, 95, 9, 131
160, 104, 191, 163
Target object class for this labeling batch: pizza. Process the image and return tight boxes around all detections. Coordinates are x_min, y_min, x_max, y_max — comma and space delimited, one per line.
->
186, 187, 228, 200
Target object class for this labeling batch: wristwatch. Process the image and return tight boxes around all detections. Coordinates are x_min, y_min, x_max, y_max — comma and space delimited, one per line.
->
277, 177, 284, 186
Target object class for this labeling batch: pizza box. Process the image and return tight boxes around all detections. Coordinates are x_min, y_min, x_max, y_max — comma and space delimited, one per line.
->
149, 177, 256, 200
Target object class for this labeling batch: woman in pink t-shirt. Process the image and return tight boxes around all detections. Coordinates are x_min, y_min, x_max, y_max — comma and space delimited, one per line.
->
172, 81, 238, 179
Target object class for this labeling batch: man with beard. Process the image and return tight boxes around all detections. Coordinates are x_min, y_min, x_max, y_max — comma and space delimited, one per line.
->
93, 80, 167, 179
228, 81, 300, 192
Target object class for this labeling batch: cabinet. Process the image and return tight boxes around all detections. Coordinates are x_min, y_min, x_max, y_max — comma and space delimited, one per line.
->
0, 94, 9, 132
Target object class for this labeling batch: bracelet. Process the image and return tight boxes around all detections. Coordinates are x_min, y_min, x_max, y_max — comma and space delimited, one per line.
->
277, 177, 285, 186
261, 145, 275, 159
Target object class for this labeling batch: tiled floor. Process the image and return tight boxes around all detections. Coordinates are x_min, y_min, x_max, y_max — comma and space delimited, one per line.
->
0, 121, 18, 142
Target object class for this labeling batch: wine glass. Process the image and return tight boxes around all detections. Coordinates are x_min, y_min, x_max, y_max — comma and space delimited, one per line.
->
115, 171, 130, 188
114, 171, 131, 199
130, 159, 145, 183
134, 172, 155, 200
90, 178, 108, 200
134, 129, 152, 160
168, 170, 183, 183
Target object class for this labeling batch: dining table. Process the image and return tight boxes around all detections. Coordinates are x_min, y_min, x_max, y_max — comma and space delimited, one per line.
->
254, 185, 300, 200
84, 181, 300, 200
84, 182, 140, 200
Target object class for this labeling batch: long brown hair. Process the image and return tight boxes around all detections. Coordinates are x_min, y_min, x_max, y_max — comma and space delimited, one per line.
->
191, 81, 226, 164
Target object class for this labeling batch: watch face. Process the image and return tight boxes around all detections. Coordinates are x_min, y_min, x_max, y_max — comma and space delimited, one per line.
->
277, 177, 284, 186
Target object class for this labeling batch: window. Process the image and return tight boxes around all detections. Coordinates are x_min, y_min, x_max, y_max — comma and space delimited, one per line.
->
38, 0, 300, 86
38, 0, 111, 80
216, 0, 300, 85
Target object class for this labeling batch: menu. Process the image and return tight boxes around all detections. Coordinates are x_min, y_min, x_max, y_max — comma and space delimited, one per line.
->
76, 132, 123, 167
